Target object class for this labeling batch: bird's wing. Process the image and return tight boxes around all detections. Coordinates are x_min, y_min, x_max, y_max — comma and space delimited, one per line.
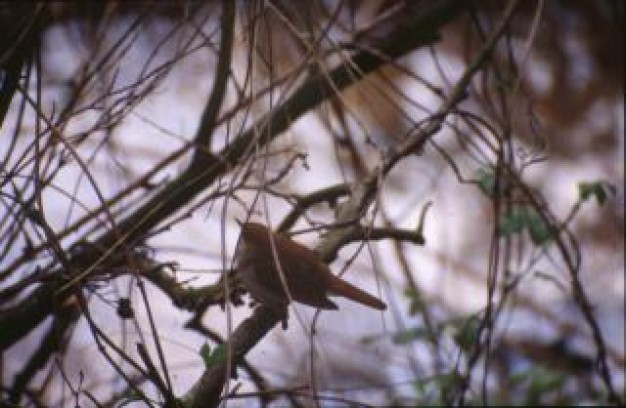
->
275, 233, 338, 309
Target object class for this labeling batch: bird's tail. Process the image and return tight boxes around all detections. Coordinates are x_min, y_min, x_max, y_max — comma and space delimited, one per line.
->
327, 276, 387, 310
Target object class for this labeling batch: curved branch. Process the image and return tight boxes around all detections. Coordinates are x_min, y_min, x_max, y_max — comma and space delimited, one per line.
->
188, 0, 236, 171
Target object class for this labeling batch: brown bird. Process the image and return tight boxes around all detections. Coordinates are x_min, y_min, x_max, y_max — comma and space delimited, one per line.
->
236, 222, 387, 311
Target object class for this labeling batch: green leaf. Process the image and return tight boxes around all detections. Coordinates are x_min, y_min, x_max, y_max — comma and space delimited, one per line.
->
199, 343, 227, 367
360, 334, 383, 345
499, 207, 554, 245
199, 343, 212, 361
499, 207, 528, 237
452, 315, 480, 351
476, 168, 496, 196
403, 286, 425, 316
392, 327, 430, 344
578, 181, 616, 205
526, 209, 553, 245
512, 366, 565, 389
530, 368, 565, 393
511, 366, 566, 405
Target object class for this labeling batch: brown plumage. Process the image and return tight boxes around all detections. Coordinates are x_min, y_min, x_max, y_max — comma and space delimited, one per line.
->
236, 222, 387, 311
